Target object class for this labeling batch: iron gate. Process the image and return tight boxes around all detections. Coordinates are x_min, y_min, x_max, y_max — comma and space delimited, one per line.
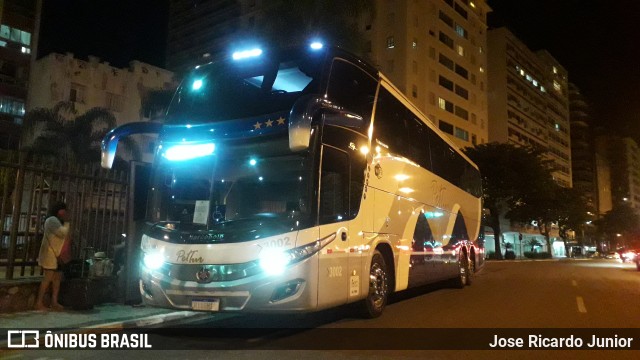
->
0, 151, 129, 279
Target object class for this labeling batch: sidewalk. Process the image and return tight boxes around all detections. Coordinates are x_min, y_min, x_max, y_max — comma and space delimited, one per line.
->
0, 302, 212, 348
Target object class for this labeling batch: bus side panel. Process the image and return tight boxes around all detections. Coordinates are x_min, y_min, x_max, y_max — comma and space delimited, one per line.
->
368, 157, 462, 289
370, 187, 410, 292
345, 184, 374, 304
316, 223, 350, 309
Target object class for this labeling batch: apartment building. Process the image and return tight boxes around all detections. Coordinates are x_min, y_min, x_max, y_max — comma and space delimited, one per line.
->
487, 27, 572, 187
367, 0, 490, 149
0, 0, 36, 149
166, 0, 241, 75
595, 135, 640, 212
28, 53, 176, 161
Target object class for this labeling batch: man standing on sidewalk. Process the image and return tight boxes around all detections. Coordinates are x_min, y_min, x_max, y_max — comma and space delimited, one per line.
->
35, 201, 70, 311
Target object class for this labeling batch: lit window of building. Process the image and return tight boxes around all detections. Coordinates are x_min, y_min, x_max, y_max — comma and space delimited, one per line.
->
386, 36, 395, 49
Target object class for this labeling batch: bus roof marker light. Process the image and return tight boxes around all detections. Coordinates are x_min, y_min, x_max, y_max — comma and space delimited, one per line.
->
232, 48, 263, 60
249, 158, 257, 166
192, 79, 203, 90
310, 41, 323, 50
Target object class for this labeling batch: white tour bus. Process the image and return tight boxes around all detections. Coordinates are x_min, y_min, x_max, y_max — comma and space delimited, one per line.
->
101, 42, 484, 317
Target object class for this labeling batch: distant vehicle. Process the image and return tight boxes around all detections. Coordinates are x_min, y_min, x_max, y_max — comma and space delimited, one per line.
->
604, 251, 621, 260
620, 249, 638, 263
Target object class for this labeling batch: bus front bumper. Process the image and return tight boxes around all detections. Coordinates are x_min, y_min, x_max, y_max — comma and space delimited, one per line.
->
138, 255, 319, 312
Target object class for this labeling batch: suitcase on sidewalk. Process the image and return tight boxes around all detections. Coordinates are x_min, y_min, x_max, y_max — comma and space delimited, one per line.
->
60, 247, 96, 310
60, 277, 95, 310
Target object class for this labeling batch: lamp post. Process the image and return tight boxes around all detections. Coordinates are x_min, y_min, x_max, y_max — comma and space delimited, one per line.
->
519, 233, 523, 259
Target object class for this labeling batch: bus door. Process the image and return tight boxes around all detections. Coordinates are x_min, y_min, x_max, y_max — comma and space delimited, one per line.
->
316, 57, 377, 307
317, 145, 353, 307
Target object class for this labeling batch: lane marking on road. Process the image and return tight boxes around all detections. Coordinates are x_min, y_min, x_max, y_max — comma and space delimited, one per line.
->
576, 296, 587, 313
572, 280, 578, 287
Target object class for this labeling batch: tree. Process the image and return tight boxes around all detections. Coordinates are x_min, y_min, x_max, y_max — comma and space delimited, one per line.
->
20, 101, 140, 167
463, 142, 554, 259
555, 187, 588, 253
508, 182, 587, 255
245, 0, 376, 57
595, 203, 640, 249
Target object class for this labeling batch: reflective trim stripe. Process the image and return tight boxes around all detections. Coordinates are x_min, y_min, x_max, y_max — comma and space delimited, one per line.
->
165, 289, 250, 297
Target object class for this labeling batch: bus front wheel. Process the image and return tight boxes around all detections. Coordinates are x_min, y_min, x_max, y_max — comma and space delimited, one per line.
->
362, 250, 389, 318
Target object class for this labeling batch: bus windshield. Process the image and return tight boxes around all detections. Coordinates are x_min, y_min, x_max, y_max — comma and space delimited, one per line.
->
147, 137, 315, 240
165, 48, 324, 124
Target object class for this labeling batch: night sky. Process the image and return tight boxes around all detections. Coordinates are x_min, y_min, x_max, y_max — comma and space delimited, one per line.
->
38, 0, 169, 68
38, 0, 639, 139
487, 0, 640, 138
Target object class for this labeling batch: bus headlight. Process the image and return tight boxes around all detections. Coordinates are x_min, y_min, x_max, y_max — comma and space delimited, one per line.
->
259, 249, 291, 276
143, 252, 165, 270
259, 233, 336, 275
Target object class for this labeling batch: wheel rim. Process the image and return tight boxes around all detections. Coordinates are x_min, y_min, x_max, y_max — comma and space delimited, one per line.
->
459, 255, 468, 284
369, 261, 387, 310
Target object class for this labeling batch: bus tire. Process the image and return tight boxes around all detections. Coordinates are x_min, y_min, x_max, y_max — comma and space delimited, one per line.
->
362, 250, 389, 318
452, 251, 469, 289
466, 253, 474, 286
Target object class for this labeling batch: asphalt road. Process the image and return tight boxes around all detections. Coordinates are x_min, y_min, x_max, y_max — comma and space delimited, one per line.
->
4, 258, 640, 359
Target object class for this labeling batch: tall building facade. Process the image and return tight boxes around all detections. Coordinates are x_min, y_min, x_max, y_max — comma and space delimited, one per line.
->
367, 0, 490, 149
568, 83, 597, 217
487, 27, 572, 188
0, 0, 36, 149
594, 140, 613, 216
595, 135, 640, 212
166, 0, 241, 75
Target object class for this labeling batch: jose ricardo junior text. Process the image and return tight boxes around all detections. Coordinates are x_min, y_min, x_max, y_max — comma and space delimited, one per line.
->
490, 334, 634, 349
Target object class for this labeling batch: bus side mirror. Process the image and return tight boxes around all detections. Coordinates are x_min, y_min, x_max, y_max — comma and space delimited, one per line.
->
101, 122, 163, 169
288, 95, 327, 152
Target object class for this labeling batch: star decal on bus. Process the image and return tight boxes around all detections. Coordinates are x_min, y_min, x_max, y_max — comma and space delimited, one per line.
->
276, 117, 286, 125
265, 119, 274, 127
253, 121, 262, 130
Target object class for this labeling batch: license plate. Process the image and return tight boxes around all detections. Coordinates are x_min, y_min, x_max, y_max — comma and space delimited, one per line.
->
191, 298, 220, 311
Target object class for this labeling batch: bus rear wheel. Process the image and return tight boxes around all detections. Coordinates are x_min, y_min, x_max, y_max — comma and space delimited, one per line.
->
362, 250, 389, 318
466, 255, 474, 286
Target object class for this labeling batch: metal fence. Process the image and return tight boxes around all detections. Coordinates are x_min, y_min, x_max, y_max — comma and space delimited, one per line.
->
0, 151, 129, 279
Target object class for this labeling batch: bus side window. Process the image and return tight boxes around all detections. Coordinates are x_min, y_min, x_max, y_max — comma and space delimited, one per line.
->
319, 146, 350, 224
373, 88, 409, 156
326, 59, 377, 132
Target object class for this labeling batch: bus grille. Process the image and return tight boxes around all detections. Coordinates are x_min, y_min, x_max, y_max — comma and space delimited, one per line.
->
162, 261, 262, 283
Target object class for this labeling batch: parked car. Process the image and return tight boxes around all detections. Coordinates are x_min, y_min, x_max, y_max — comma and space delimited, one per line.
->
604, 251, 621, 260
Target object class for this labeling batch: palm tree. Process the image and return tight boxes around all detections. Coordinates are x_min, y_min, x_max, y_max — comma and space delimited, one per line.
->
21, 101, 140, 167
